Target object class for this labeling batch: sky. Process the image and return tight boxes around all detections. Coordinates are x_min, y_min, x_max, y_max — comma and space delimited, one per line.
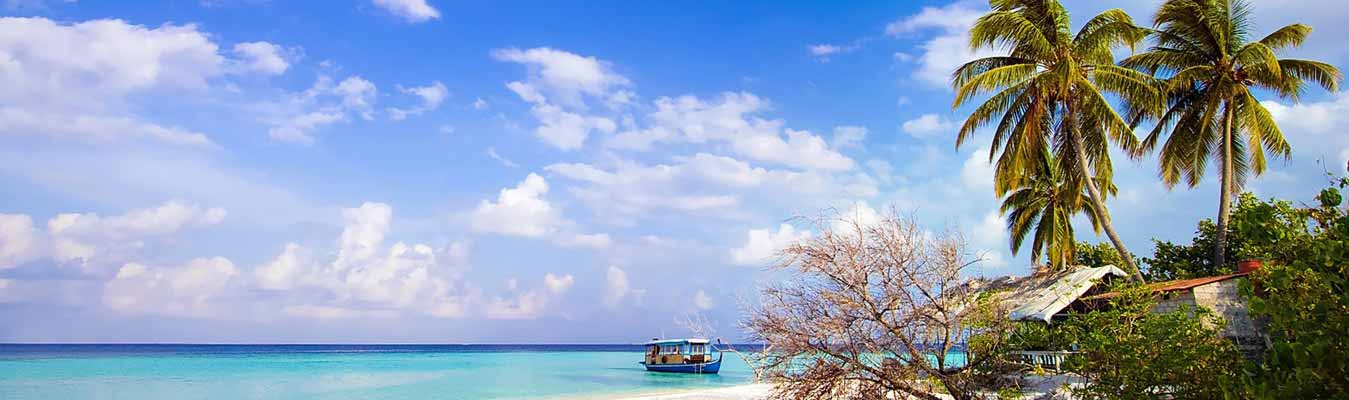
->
0, 0, 1347, 344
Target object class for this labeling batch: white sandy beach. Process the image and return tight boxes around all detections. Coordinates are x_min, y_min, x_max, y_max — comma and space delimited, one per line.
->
614, 384, 773, 400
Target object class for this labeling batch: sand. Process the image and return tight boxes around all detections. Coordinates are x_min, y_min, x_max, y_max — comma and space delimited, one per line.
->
615, 384, 773, 400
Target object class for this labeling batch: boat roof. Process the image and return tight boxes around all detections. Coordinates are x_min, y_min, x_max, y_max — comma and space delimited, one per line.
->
644, 338, 710, 345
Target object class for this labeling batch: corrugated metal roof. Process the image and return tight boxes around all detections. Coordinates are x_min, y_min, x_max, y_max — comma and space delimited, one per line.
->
1005, 265, 1130, 322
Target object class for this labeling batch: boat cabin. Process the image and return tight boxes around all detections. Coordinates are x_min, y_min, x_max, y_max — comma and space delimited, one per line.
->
643, 338, 713, 365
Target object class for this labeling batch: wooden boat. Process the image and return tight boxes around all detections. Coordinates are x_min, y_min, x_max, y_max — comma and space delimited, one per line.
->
639, 338, 722, 374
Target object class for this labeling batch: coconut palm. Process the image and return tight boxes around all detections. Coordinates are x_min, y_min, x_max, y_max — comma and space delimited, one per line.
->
1121, 0, 1341, 269
1000, 149, 1112, 270
953, 0, 1158, 281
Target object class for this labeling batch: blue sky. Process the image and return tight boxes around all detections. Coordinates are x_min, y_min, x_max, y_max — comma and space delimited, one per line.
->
1, 0, 1347, 343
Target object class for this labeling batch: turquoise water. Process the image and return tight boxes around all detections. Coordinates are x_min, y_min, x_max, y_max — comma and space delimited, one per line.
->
0, 345, 757, 399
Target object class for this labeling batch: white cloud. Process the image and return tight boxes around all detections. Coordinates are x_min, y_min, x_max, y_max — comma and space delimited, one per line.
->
0, 107, 214, 147
693, 289, 713, 310
0, 213, 39, 269
557, 232, 611, 249
253, 202, 473, 319
543, 273, 574, 294
886, 3, 994, 88
603, 265, 640, 307
807, 42, 861, 61
483, 289, 546, 320
473, 98, 489, 110
547, 153, 875, 225
253, 242, 312, 291
901, 113, 955, 139
47, 200, 227, 265
831, 125, 868, 150
103, 257, 240, 318
470, 173, 563, 237
370, 0, 440, 23
268, 111, 343, 144
335, 76, 378, 120
1262, 92, 1349, 164
388, 81, 448, 120
730, 223, 810, 266
516, 96, 616, 150
833, 200, 881, 232
492, 47, 630, 108
809, 44, 843, 56
486, 146, 519, 168
493, 47, 634, 150
267, 75, 379, 144
607, 92, 855, 171
0, 17, 228, 146
968, 210, 1008, 269
961, 148, 995, 191
231, 41, 291, 75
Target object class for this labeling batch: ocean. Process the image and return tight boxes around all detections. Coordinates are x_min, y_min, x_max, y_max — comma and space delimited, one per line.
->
0, 344, 759, 399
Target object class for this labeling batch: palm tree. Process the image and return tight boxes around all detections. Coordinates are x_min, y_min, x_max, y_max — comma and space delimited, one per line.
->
1000, 149, 1112, 271
1121, 0, 1341, 269
953, 0, 1158, 281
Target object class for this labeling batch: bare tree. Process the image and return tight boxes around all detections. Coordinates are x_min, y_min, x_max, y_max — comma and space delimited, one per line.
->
676, 313, 773, 382
742, 209, 1015, 400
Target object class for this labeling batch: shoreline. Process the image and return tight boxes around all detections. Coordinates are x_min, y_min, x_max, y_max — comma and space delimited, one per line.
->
612, 384, 773, 400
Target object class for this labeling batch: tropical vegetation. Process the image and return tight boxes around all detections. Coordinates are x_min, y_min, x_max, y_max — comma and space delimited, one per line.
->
953, 0, 1158, 280
1121, 0, 1341, 270
999, 151, 1113, 270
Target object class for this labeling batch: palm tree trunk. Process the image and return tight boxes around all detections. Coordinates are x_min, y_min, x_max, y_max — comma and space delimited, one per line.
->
1068, 129, 1144, 282
1214, 104, 1234, 270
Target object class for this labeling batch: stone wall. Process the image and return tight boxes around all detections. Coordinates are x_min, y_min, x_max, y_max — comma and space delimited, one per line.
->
1150, 278, 1265, 358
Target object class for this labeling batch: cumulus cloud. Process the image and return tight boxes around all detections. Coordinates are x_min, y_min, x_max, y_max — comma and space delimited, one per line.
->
603, 265, 639, 307
968, 210, 1008, 269
543, 273, 574, 294
46, 200, 226, 265
885, 3, 994, 88
492, 47, 630, 108
250, 202, 474, 319
0, 214, 39, 270
483, 281, 548, 320
470, 173, 563, 237
103, 257, 240, 318
607, 92, 854, 171
557, 232, 611, 249
0, 17, 227, 146
231, 41, 291, 75
1262, 92, 1349, 164
546, 153, 875, 225
370, 0, 440, 23
388, 81, 448, 120
729, 223, 810, 266
267, 75, 379, 144
693, 289, 713, 310
960, 148, 995, 191
901, 113, 956, 139
831, 125, 868, 150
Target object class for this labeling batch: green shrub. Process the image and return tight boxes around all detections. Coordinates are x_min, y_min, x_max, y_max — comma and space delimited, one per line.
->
1060, 285, 1245, 400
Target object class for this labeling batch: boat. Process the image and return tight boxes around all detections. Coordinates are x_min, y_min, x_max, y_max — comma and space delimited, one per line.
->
638, 338, 722, 374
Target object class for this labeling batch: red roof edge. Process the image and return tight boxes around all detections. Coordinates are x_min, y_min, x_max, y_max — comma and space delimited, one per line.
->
1083, 272, 1250, 301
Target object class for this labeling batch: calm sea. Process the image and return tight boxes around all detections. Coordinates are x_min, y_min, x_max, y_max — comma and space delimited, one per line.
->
0, 344, 758, 399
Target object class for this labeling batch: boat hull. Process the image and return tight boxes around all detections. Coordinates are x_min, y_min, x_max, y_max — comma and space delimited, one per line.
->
640, 354, 722, 374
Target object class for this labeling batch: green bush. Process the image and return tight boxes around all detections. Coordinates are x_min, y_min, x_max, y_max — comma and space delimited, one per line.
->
1060, 285, 1245, 400
1239, 177, 1349, 399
